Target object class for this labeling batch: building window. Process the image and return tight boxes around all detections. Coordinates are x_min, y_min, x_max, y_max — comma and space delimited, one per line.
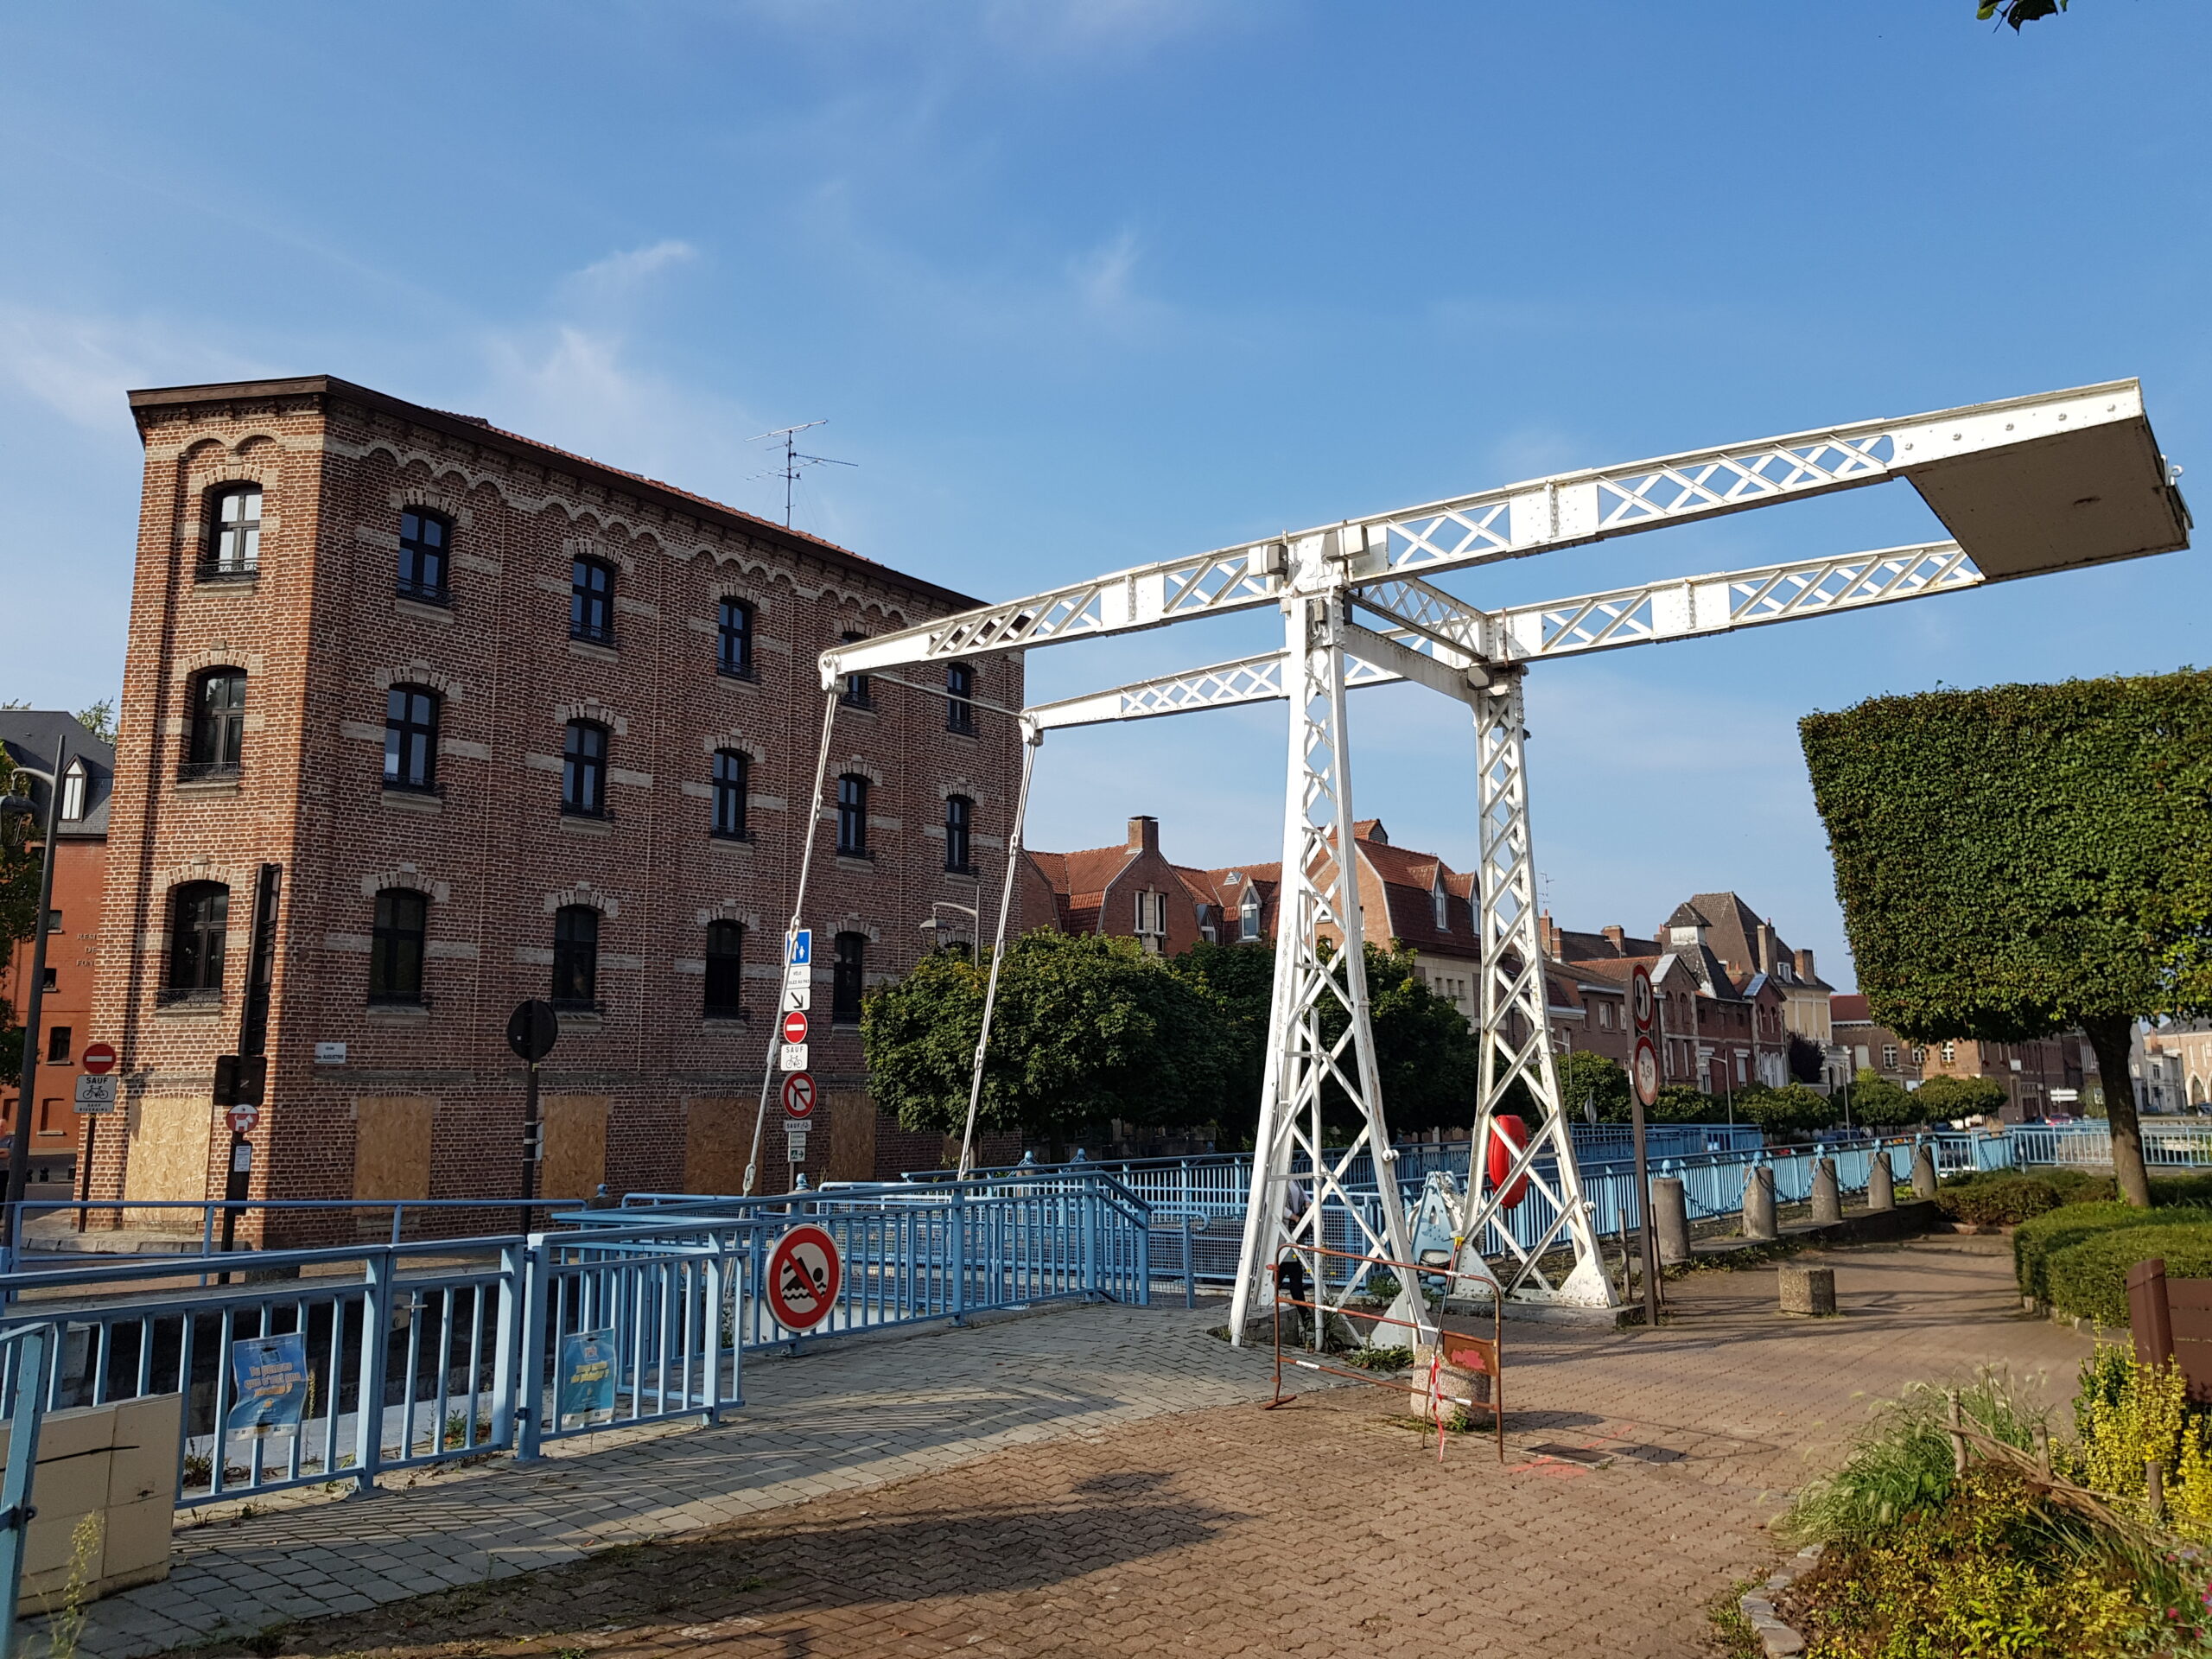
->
836, 772, 868, 856
1431, 878, 1449, 931
384, 685, 441, 792
832, 931, 866, 1021
167, 881, 229, 996
206, 485, 262, 578
703, 920, 744, 1018
397, 509, 450, 603
59, 759, 87, 823
183, 669, 247, 779
944, 794, 973, 873
1942, 1041, 1957, 1065
563, 721, 607, 817
711, 749, 748, 839
1135, 891, 1165, 938
1882, 1044, 1898, 1069
1239, 887, 1261, 942
369, 888, 428, 1004
571, 556, 616, 645
839, 632, 870, 707
945, 662, 976, 734
45, 1027, 70, 1064
1599, 1003, 1611, 1029
716, 599, 753, 679
551, 906, 600, 1007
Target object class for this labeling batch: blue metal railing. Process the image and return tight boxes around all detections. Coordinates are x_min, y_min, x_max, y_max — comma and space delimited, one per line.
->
2008, 1121, 2212, 1170
0, 1322, 55, 1656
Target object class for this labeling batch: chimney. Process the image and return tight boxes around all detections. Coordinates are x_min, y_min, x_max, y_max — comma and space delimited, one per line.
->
1602, 925, 1626, 952
1539, 911, 1560, 959
1795, 946, 1817, 980
1755, 919, 1777, 972
1127, 815, 1159, 855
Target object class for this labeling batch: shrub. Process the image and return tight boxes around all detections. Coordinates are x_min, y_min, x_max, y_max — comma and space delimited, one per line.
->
1936, 1173, 2066, 1226
2013, 1202, 2178, 1304
2151, 1172, 2212, 1207
2044, 1222, 2212, 1326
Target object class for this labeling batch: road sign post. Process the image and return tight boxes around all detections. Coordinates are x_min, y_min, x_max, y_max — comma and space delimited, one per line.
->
506, 1000, 561, 1236
1629, 963, 1662, 1330
73, 1042, 118, 1232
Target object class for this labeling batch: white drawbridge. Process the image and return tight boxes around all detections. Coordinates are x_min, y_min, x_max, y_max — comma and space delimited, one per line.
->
774, 378, 2187, 1338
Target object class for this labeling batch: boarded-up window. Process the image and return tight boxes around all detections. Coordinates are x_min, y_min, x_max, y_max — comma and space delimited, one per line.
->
542, 1095, 610, 1204
353, 1096, 434, 1204
683, 1097, 747, 1195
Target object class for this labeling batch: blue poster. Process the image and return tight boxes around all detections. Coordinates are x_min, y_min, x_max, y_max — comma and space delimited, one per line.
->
558, 1328, 619, 1426
226, 1332, 309, 1435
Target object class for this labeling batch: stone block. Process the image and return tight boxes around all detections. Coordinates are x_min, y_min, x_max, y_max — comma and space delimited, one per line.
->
1779, 1263, 1838, 1317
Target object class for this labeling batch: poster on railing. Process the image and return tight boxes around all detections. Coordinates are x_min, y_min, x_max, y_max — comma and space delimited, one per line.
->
558, 1327, 619, 1427
226, 1332, 309, 1436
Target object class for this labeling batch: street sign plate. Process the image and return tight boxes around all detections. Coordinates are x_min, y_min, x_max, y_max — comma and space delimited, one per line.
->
1632, 1036, 1661, 1109
764, 1224, 841, 1331
785, 1123, 810, 1161
789, 930, 812, 967
228, 1102, 261, 1135
506, 1000, 560, 1064
1630, 964, 1656, 1034
782, 979, 811, 1013
782, 1071, 817, 1119
780, 1010, 809, 1046
779, 1042, 808, 1072
80, 1041, 118, 1077
73, 1075, 117, 1114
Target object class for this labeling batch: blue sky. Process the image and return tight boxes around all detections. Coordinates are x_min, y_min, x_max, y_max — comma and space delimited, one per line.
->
3, 2, 2205, 989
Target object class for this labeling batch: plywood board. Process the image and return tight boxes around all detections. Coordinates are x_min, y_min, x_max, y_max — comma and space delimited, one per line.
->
683, 1096, 748, 1196
122, 1095, 211, 1225
353, 1096, 434, 1201
542, 1094, 609, 1205
824, 1090, 878, 1185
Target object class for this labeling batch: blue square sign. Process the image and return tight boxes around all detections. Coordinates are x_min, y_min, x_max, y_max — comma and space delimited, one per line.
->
789, 929, 811, 967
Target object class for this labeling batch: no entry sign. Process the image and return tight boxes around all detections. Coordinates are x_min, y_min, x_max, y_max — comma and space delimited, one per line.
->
764, 1224, 842, 1332
80, 1041, 118, 1076
782, 1071, 817, 1119
780, 1009, 809, 1046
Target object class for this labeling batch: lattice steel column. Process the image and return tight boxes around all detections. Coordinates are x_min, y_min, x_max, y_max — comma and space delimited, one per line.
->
1457, 670, 1613, 1306
1229, 575, 1419, 1345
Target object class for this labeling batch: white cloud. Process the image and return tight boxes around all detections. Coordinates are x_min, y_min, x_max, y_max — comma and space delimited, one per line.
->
568, 239, 700, 300
0, 302, 257, 429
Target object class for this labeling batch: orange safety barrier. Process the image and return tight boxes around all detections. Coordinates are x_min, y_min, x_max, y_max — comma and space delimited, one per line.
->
1262, 1242, 1504, 1462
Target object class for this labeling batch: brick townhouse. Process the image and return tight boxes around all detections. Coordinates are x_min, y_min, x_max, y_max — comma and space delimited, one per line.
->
1830, 994, 2086, 1121
1, 712, 115, 1168
1025, 817, 1483, 1018
90, 375, 1025, 1240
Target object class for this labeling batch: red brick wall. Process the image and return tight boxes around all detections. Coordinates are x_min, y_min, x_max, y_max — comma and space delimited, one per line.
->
3, 836, 105, 1155
90, 383, 1027, 1242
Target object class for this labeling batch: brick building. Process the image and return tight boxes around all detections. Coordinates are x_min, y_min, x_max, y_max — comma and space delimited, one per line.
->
1829, 994, 2087, 1122
2, 713, 115, 1166
91, 375, 1025, 1239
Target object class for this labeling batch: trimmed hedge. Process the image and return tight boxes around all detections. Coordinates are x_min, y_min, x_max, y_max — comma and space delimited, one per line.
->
1936, 1168, 2118, 1226
2044, 1222, 2212, 1325
2013, 1204, 2177, 1304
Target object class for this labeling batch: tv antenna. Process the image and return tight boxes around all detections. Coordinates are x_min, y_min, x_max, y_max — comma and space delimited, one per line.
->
750, 421, 856, 528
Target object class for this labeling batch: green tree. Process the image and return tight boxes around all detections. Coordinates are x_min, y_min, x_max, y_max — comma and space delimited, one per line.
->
1912, 1073, 2009, 1122
1842, 1069, 1924, 1130
1557, 1051, 1632, 1122
1167, 940, 1274, 1145
1649, 1084, 1717, 1125
862, 931, 1229, 1160
1802, 671, 2212, 1205
1976, 0, 2068, 27
74, 700, 117, 746
1732, 1082, 1840, 1139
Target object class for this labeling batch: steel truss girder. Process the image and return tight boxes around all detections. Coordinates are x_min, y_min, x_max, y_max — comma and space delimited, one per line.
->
823, 379, 2163, 684
1228, 592, 1421, 1344
1459, 674, 1613, 1305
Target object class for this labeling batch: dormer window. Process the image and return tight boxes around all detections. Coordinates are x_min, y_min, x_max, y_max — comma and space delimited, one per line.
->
1238, 887, 1261, 943
59, 759, 88, 823
1431, 876, 1448, 931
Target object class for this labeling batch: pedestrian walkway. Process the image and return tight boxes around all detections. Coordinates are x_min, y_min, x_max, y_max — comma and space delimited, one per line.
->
53, 1237, 2096, 1659
52, 1301, 1317, 1659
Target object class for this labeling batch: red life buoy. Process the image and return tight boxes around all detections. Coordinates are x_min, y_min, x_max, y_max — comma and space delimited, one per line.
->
1486, 1115, 1531, 1209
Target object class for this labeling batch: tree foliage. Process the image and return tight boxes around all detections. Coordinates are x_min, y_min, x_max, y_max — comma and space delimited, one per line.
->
1802, 672, 2212, 1204
1166, 940, 1274, 1143
1559, 1051, 1633, 1122
1732, 1082, 1840, 1138
1976, 0, 2068, 28
1913, 1073, 2011, 1122
1844, 1070, 1925, 1129
862, 931, 1228, 1156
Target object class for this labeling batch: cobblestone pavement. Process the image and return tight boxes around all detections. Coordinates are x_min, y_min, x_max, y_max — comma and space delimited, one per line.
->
71, 1237, 2087, 1659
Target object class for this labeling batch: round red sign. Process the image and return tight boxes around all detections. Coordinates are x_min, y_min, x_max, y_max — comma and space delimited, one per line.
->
780, 1010, 809, 1046
80, 1041, 118, 1076
765, 1224, 842, 1332
228, 1103, 261, 1136
781, 1071, 817, 1120
1632, 1036, 1661, 1109
1629, 964, 1656, 1034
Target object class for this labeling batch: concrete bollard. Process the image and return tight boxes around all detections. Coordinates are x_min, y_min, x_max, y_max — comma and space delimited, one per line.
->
1912, 1143, 1941, 1201
1868, 1153, 1895, 1212
1810, 1157, 1842, 1225
1779, 1262, 1838, 1316
1743, 1166, 1778, 1242
1651, 1176, 1692, 1267
1409, 1341, 1491, 1419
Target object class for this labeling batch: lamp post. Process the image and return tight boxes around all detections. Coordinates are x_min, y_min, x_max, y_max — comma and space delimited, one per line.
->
2, 732, 67, 1262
